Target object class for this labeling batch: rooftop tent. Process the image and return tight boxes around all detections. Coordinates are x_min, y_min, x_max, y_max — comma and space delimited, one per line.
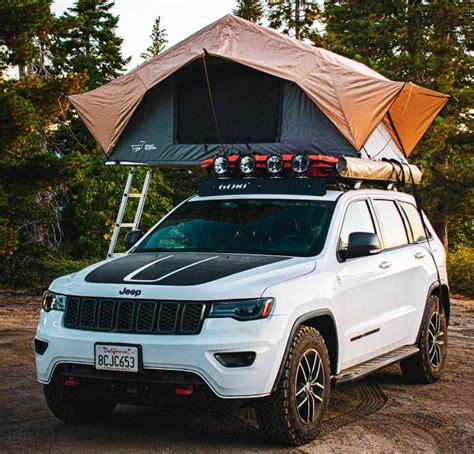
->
68, 14, 448, 165
109, 56, 357, 166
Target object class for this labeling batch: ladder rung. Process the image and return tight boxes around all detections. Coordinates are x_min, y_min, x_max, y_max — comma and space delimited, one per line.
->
120, 223, 135, 228
128, 193, 143, 198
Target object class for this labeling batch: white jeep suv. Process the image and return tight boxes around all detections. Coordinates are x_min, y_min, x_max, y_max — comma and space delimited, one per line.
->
35, 180, 449, 445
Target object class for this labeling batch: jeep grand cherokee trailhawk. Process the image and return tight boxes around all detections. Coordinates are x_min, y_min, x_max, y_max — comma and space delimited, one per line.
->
35, 178, 448, 446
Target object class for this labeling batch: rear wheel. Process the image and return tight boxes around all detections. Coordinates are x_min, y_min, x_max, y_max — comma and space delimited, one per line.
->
255, 325, 331, 446
43, 383, 116, 424
401, 294, 448, 383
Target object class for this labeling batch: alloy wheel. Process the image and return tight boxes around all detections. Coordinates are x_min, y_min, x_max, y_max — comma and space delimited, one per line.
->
428, 309, 445, 368
295, 348, 325, 424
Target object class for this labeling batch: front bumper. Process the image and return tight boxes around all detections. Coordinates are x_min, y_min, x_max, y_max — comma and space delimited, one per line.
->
35, 310, 289, 398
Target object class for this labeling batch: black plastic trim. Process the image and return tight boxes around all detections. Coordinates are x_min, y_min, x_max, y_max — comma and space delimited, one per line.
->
417, 280, 450, 342
271, 309, 337, 392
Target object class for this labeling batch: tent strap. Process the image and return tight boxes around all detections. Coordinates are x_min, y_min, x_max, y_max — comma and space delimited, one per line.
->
202, 49, 224, 150
386, 111, 444, 313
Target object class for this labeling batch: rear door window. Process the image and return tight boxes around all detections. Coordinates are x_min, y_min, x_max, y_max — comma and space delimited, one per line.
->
373, 200, 409, 249
400, 202, 427, 242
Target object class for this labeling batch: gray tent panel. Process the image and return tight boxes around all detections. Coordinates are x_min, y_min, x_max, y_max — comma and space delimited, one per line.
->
108, 60, 357, 166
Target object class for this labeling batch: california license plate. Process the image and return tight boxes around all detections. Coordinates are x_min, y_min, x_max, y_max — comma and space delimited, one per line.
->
94, 344, 140, 372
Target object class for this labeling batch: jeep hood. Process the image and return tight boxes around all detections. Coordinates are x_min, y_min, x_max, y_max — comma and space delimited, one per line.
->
50, 252, 315, 300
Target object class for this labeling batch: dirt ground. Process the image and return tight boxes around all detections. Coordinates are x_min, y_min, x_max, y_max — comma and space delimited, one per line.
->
0, 292, 472, 453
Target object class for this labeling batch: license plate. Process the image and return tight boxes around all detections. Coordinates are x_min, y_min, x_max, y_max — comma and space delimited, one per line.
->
95, 344, 140, 372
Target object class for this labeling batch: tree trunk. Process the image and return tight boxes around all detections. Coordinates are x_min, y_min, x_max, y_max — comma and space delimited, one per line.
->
433, 221, 448, 250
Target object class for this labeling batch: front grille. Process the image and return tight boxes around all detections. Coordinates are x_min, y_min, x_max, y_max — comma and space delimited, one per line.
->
64, 297, 207, 335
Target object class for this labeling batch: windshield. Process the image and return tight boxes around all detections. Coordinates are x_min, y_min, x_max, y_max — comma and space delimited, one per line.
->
135, 199, 335, 257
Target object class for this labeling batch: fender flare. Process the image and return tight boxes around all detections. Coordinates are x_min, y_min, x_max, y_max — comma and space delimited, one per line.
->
416, 279, 450, 343
272, 309, 338, 392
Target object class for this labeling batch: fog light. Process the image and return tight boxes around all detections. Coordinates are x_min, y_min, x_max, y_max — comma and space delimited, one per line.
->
215, 352, 256, 368
239, 156, 255, 175
34, 338, 48, 355
292, 154, 310, 174
213, 156, 228, 176
267, 155, 283, 174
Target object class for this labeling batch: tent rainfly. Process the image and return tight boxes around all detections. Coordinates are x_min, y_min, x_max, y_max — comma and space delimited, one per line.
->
68, 14, 448, 167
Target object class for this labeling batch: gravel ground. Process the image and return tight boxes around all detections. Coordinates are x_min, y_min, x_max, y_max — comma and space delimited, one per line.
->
0, 292, 472, 453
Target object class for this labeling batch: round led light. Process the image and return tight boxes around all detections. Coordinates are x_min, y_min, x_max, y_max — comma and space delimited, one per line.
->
292, 154, 310, 174
239, 156, 255, 175
213, 156, 228, 175
267, 155, 283, 174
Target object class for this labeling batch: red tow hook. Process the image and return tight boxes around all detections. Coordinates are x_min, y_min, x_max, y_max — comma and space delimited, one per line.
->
175, 385, 194, 396
64, 376, 80, 387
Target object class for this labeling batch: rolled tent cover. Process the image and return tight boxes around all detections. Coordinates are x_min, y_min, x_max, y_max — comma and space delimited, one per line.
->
68, 14, 448, 165
337, 157, 422, 185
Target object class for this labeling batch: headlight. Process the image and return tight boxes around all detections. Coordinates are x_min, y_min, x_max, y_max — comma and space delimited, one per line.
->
209, 298, 274, 321
42, 291, 67, 312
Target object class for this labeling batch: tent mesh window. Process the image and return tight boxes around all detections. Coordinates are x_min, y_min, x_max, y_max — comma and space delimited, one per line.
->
175, 57, 282, 144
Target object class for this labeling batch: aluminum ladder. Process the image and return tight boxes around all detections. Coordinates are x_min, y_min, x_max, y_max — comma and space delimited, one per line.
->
107, 168, 152, 258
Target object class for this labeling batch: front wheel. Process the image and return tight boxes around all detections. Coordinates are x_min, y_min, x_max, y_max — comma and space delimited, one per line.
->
43, 383, 116, 424
255, 325, 331, 446
400, 294, 448, 383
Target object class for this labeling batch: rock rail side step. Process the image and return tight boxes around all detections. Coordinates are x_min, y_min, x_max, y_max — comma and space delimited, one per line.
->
334, 345, 419, 385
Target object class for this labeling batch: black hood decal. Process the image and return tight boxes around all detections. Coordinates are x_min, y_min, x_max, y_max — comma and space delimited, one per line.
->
85, 252, 290, 285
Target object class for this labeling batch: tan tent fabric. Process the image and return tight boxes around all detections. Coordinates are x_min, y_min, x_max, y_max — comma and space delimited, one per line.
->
69, 14, 448, 156
384, 83, 449, 155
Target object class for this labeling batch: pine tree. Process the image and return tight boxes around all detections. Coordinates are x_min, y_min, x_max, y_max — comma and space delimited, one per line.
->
0, 0, 53, 77
50, 0, 130, 90
140, 17, 168, 60
324, 0, 473, 249
0, 0, 86, 262
233, 0, 264, 23
267, 0, 322, 41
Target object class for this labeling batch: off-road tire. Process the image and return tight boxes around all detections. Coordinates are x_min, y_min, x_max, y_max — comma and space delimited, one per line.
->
400, 294, 448, 383
43, 383, 116, 424
255, 325, 331, 446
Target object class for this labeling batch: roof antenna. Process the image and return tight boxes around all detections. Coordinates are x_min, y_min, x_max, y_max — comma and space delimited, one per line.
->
202, 49, 225, 153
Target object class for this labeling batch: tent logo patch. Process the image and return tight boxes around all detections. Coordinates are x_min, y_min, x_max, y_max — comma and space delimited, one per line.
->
131, 140, 157, 152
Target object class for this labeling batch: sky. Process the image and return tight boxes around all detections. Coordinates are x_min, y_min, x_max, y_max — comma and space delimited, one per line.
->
52, 1, 237, 70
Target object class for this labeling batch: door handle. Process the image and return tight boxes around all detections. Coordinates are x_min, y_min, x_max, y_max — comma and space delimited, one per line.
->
415, 252, 425, 259
379, 261, 392, 269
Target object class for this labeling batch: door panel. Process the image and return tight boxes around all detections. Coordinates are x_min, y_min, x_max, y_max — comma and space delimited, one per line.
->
338, 250, 398, 369
336, 199, 398, 370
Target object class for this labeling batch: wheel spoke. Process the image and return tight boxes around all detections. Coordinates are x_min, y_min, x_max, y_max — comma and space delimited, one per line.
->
435, 343, 442, 366
429, 341, 436, 354
296, 384, 306, 397
306, 392, 312, 422
308, 391, 317, 422
310, 388, 323, 403
430, 345, 437, 363
435, 313, 441, 332
297, 395, 308, 409
303, 354, 313, 379
312, 381, 325, 391
298, 362, 308, 382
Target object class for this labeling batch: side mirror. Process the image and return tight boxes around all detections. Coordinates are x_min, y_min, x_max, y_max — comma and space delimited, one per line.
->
124, 230, 144, 251
344, 232, 381, 260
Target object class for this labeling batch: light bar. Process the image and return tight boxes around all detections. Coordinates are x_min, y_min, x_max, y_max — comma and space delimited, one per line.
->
201, 153, 338, 178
